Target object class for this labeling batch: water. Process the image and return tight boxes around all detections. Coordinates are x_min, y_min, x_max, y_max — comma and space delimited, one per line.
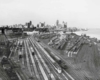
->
75, 28, 100, 40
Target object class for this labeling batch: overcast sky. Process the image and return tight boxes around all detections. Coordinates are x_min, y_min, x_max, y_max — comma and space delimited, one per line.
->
0, 0, 100, 28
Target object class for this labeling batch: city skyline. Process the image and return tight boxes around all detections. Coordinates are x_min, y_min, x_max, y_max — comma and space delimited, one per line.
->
0, 0, 100, 28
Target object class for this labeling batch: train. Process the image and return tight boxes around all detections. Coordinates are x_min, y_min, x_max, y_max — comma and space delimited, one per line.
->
30, 47, 35, 55
45, 48, 67, 69
50, 52, 67, 69
18, 50, 23, 59
52, 62, 62, 73
19, 40, 23, 47
50, 52, 61, 64
35, 37, 40, 42
41, 48, 62, 73
29, 37, 63, 73
45, 48, 68, 69
45, 52, 62, 73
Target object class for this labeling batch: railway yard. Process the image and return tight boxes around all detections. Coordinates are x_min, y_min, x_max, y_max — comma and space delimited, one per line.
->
0, 32, 75, 80
0, 30, 100, 80
1, 0, 100, 79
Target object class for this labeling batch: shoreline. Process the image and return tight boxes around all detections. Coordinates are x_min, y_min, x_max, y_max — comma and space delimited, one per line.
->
74, 31, 100, 40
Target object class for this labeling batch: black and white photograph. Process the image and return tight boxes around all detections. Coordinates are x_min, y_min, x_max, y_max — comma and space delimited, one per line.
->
0, 0, 100, 80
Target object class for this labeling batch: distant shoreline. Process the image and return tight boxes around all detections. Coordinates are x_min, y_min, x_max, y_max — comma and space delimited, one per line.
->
74, 29, 100, 40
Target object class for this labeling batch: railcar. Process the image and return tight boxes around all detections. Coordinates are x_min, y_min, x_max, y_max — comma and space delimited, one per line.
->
18, 50, 23, 59
50, 52, 61, 64
30, 47, 35, 55
52, 62, 62, 73
50, 52, 68, 69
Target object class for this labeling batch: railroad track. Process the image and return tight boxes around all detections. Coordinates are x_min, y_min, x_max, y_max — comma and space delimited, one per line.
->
27, 38, 50, 80
8, 39, 18, 59
24, 40, 34, 78
29, 37, 57, 80
28, 36, 74, 80
24, 39, 41, 80
1, 39, 26, 80
40, 44, 75, 80
4, 33, 98, 80
6, 35, 75, 80
39, 41, 75, 80
29, 37, 63, 80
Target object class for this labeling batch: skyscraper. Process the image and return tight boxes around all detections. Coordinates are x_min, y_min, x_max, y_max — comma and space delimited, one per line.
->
27, 21, 32, 28
37, 24, 39, 27
64, 22, 67, 28
56, 20, 59, 26
29, 21, 32, 25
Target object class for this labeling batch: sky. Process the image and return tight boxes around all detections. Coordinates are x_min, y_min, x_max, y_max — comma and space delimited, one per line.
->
0, 0, 100, 28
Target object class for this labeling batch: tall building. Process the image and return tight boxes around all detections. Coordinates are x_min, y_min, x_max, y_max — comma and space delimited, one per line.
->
41, 23, 44, 27
62, 21, 67, 32
64, 22, 67, 28
37, 24, 39, 27
27, 21, 32, 28
39, 22, 45, 27
44, 22, 45, 27
56, 20, 59, 26
28, 23, 30, 28
29, 21, 32, 25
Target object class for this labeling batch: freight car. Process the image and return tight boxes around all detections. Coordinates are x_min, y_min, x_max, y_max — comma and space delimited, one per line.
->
18, 50, 23, 59
30, 47, 35, 55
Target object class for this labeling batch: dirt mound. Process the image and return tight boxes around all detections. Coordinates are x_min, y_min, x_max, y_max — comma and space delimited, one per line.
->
75, 43, 100, 72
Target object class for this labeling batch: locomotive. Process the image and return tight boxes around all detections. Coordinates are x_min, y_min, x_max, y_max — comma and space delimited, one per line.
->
50, 52, 68, 69
45, 48, 68, 69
